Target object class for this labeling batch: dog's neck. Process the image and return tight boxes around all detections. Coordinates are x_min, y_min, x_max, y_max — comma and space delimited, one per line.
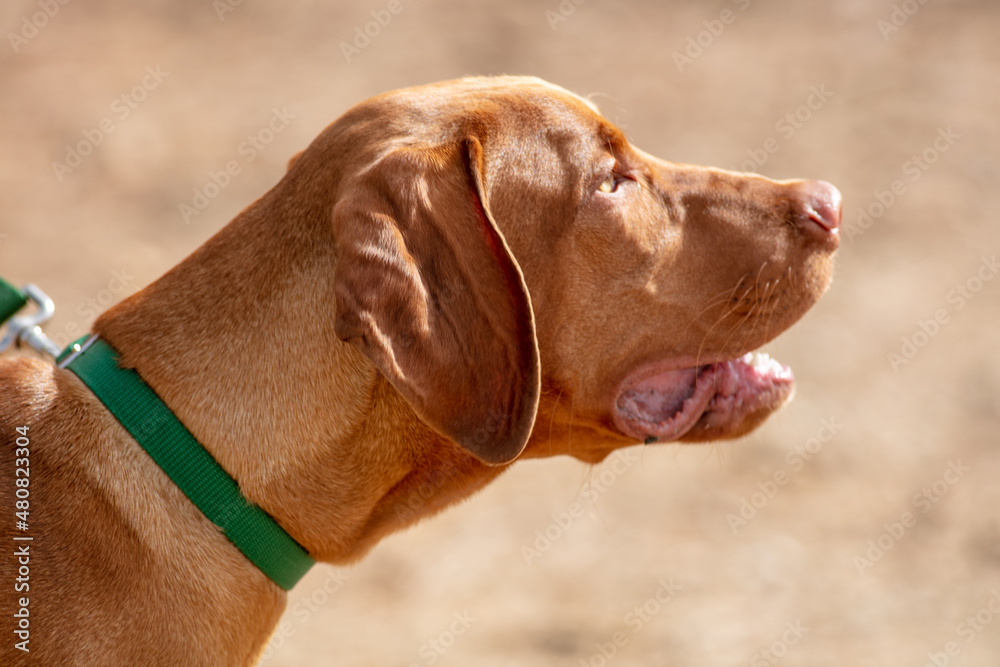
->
92, 191, 503, 656
95, 188, 500, 551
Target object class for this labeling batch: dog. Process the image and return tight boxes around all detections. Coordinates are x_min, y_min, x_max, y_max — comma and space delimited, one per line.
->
0, 76, 839, 665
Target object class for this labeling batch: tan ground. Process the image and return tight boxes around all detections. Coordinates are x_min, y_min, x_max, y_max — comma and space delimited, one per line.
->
2, 0, 999, 665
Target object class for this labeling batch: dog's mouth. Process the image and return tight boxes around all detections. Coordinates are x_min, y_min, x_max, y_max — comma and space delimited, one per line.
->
612, 351, 795, 443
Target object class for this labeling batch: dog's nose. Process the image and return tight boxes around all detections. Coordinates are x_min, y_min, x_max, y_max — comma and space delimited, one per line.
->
795, 180, 841, 238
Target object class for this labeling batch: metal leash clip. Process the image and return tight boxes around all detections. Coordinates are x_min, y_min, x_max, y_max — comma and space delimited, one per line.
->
0, 283, 63, 358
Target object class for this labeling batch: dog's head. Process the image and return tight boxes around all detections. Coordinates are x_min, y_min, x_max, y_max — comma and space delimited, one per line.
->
307, 76, 840, 465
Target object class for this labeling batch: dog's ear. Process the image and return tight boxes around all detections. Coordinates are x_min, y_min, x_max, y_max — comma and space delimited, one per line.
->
287, 150, 304, 171
331, 138, 540, 465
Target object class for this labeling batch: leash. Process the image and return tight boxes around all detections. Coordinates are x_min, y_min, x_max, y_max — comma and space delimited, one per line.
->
0, 278, 62, 357
2, 277, 314, 590
0, 276, 27, 324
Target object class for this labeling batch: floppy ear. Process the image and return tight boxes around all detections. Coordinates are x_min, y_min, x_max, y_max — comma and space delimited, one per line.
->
331, 137, 540, 465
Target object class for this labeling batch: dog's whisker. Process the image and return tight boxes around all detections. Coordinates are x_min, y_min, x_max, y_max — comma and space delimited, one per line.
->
692, 279, 761, 365
674, 272, 754, 346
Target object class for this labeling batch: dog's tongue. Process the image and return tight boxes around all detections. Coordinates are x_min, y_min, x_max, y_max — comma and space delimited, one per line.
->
613, 352, 795, 443
615, 366, 713, 441
617, 368, 699, 424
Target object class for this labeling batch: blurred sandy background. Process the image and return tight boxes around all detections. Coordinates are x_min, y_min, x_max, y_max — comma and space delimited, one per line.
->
2, 0, 999, 665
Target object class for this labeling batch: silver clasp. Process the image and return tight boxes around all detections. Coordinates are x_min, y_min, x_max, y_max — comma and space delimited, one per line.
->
0, 284, 62, 358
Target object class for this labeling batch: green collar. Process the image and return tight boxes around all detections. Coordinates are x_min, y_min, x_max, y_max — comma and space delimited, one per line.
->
58, 335, 314, 590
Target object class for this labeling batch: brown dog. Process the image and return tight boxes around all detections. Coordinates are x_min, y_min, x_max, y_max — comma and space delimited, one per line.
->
0, 76, 839, 665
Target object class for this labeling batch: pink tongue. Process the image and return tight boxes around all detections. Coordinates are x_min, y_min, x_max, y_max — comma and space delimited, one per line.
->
617, 367, 698, 423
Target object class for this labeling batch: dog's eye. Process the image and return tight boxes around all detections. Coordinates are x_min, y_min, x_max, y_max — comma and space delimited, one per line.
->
598, 176, 619, 194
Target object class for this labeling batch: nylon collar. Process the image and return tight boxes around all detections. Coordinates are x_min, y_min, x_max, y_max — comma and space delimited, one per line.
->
58, 335, 314, 590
